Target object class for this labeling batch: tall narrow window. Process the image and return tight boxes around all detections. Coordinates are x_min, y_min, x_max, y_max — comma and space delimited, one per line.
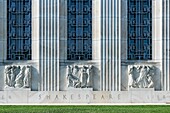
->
67, 0, 92, 60
128, 0, 152, 60
7, 0, 31, 60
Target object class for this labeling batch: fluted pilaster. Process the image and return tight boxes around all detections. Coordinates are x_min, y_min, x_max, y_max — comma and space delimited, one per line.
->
162, 0, 170, 91
39, 0, 60, 91
101, 0, 121, 91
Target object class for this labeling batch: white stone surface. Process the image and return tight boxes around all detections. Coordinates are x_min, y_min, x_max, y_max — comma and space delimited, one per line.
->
0, 91, 170, 104
4, 65, 31, 89
0, 0, 169, 104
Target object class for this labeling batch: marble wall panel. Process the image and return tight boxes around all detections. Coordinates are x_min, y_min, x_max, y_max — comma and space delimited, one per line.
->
91, 91, 112, 103
121, 65, 128, 91
7, 91, 28, 103
0, 66, 5, 91
32, 0, 40, 18
152, 91, 170, 103
28, 91, 51, 103
59, 0, 67, 17
152, 0, 162, 18
111, 91, 131, 103
0, 2, 3, 18
0, 41, 4, 61
131, 89, 154, 103
0, 19, 3, 40
0, 92, 6, 103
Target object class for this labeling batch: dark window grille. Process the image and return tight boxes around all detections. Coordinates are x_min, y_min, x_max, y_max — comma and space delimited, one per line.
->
7, 0, 31, 60
67, 0, 92, 60
128, 0, 152, 60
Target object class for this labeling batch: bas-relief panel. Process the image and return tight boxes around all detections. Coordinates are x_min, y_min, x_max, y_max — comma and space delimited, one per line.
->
59, 63, 100, 91
127, 65, 161, 91
128, 65, 154, 89
66, 65, 93, 88
4, 65, 31, 89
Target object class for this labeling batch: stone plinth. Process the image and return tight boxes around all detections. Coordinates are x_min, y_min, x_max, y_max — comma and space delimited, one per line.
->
0, 91, 169, 104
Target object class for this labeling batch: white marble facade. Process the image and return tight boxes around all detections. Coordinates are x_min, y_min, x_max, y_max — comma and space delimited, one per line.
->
0, 0, 169, 103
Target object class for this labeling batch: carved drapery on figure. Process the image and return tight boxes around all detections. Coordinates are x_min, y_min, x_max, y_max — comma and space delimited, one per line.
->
66, 65, 93, 88
128, 65, 154, 89
4, 65, 31, 88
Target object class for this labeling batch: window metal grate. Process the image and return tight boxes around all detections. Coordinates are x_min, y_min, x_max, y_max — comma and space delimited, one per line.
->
7, 0, 31, 60
67, 0, 92, 60
128, 0, 152, 60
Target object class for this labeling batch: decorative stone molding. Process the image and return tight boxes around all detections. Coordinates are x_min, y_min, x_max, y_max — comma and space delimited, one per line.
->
4, 65, 31, 89
66, 65, 93, 89
128, 65, 155, 89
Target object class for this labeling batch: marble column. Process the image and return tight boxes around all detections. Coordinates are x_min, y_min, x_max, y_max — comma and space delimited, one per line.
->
101, 0, 121, 91
39, 0, 60, 91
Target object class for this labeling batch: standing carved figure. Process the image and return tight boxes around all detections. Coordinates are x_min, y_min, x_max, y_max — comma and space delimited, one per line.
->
128, 66, 136, 88
10, 66, 17, 87
4, 66, 12, 87
136, 66, 149, 88
67, 65, 80, 88
67, 65, 73, 87
87, 65, 93, 87
80, 66, 88, 88
23, 66, 31, 88
15, 66, 25, 88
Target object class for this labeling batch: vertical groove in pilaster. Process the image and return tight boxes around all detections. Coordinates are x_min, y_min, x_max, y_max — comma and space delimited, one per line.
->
50, 0, 54, 91
40, 0, 59, 91
163, 0, 166, 90
167, 0, 170, 91
101, 0, 104, 91
57, 0, 60, 91
163, 0, 170, 91
101, 0, 121, 91
108, 0, 112, 91
54, 0, 57, 91
168, 0, 170, 91
111, 0, 115, 91
118, 0, 121, 91
40, 0, 43, 91
56, 0, 59, 91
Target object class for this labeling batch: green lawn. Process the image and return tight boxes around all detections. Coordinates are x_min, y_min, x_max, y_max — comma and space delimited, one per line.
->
0, 105, 169, 113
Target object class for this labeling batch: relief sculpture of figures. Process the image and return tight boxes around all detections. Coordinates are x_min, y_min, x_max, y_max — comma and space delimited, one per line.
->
128, 65, 154, 89
66, 65, 93, 88
4, 66, 12, 88
15, 66, 25, 88
23, 66, 31, 88
4, 65, 31, 89
67, 65, 80, 88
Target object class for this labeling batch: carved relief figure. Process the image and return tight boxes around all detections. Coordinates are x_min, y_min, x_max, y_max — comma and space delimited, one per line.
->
67, 65, 80, 88
80, 66, 88, 88
128, 65, 154, 89
23, 66, 31, 88
4, 66, 12, 88
4, 65, 31, 89
10, 66, 17, 87
128, 66, 137, 88
66, 65, 93, 88
15, 66, 25, 88
137, 66, 149, 88
87, 65, 93, 87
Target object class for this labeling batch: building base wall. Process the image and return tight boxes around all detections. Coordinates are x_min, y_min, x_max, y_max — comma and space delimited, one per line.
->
0, 90, 170, 104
